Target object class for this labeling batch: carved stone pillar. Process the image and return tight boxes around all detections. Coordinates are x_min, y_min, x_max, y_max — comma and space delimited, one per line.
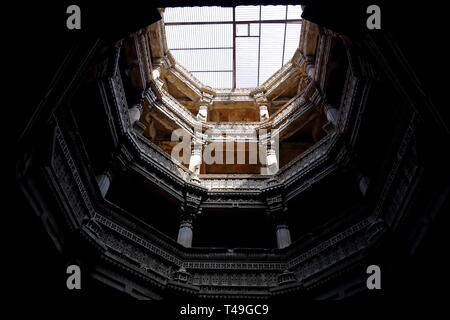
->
129, 103, 143, 125
197, 92, 213, 121
96, 171, 112, 197
266, 148, 279, 175
259, 129, 279, 175
324, 104, 340, 126
267, 130, 279, 175
266, 194, 291, 249
188, 139, 203, 176
177, 194, 201, 248
197, 104, 208, 121
177, 218, 194, 248
254, 91, 270, 121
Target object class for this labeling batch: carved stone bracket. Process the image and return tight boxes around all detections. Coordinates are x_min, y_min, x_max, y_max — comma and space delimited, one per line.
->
277, 270, 297, 285
173, 267, 192, 283
265, 193, 286, 217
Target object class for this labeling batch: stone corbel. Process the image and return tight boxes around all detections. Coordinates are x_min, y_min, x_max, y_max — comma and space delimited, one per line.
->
172, 267, 192, 283
254, 91, 270, 121
196, 91, 214, 121
266, 194, 285, 218
277, 270, 297, 285
151, 56, 172, 88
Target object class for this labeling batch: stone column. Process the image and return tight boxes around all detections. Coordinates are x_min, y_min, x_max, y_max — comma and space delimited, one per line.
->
267, 130, 279, 175
129, 103, 143, 125
266, 194, 291, 249
197, 92, 213, 121
177, 218, 194, 248
276, 223, 292, 249
96, 171, 111, 197
188, 139, 203, 176
260, 129, 279, 175
324, 104, 340, 126
266, 148, 279, 175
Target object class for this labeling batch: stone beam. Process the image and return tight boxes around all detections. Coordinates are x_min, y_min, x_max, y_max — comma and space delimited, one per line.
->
278, 110, 318, 141
299, 20, 319, 59
266, 68, 302, 101
148, 21, 166, 64
253, 92, 270, 122
165, 68, 202, 101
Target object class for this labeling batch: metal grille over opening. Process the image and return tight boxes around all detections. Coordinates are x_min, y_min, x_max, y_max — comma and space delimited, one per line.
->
164, 5, 302, 88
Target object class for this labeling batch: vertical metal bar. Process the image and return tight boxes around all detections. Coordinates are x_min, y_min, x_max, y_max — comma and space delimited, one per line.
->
257, 5, 262, 86
281, 5, 288, 67
232, 6, 237, 89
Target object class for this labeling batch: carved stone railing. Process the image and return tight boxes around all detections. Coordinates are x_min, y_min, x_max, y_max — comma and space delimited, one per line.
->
52, 120, 369, 294
168, 56, 207, 92
132, 131, 264, 191
163, 50, 304, 99
157, 88, 198, 131
273, 101, 314, 139
108, 50, 341, 194
150, 80, 319, 137
20, 24, 424, 298
44, 123, 373, 294
128, 120, 335, 193
92, 203, 371, 296
373, 113, 419, 228
270, 79, 317, 122
203, 123, 261, 143
111, 70, 331, 192
214, 88, 255, 101
276, 131, 336, 185
200, 178, 267, 190
134, 133, 192, 182
153, 58, 312, 130
136, 32, 154, 84
166, 63, 203, 98
109, 49, 130, 134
